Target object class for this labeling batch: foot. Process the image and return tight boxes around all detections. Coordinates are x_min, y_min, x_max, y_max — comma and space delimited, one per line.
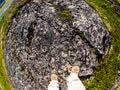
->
71, 66, 80, 74
48, 74, 59, 90
51, 74, 58, 81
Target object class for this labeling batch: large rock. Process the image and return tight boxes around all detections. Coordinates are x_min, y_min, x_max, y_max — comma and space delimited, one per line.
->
4, 0, 111, 90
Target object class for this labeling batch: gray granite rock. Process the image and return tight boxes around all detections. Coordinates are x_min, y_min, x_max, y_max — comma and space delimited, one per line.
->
4, 0, 111, 90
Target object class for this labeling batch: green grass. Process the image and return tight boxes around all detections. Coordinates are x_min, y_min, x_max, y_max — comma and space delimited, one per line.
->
115, 0, 120, 5
0, 48, 13, 90
85, 0, 120, 90
0, 0, 29, 90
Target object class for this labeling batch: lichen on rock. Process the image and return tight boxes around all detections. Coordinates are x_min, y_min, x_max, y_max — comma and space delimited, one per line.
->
4, 0, 111, 90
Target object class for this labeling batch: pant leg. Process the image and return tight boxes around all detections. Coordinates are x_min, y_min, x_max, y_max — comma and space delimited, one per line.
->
67, 73, 86, 90
48, 80, 59, 90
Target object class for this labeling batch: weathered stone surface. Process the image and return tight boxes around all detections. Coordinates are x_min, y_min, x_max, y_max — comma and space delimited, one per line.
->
4, 0, 111, 90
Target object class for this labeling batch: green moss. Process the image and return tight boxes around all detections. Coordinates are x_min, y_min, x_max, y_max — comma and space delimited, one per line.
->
0, 0, 29, 90
85, 0, 120, 90
79, 32, 85, 39
59, 9, 73, 21
115, 0, 120, 5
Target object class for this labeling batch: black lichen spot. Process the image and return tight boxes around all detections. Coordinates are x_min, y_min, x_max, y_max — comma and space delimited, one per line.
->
27, 21, 37, 46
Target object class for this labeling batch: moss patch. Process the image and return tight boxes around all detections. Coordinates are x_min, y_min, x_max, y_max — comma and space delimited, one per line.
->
115, 0, 120, 5
59, 9, 74, 21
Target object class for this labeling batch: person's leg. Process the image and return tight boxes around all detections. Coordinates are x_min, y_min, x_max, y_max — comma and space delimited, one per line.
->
67, 66, 86, 90
48, 74, 59, 90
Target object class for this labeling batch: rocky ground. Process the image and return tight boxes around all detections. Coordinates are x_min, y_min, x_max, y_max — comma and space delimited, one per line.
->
4, 0, 111, 90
